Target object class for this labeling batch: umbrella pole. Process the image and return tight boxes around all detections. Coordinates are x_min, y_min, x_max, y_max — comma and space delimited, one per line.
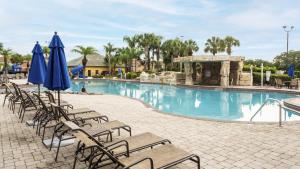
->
38, 84, 40, 96
58, 90, 60, 106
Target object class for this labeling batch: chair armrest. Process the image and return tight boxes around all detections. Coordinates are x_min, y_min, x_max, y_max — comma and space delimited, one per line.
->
123, 157, 154, 169
104, 140, 129, 157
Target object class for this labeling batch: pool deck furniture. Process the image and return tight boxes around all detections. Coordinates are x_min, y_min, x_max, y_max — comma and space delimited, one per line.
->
72, 129, 200, 169
50, 104, 132, 161
283, 98, 300, 112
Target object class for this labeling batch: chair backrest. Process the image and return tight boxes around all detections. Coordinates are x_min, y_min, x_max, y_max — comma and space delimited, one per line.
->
50, 103, 71, 121
11, 83, 22, 97
73, 130, 121, 166
3, 83, 14, 95
33, 93, 49, 111
22, 91, 38, 109
291, 79, 298, 86
275, 78, 283, 85
45, 91, 56, 103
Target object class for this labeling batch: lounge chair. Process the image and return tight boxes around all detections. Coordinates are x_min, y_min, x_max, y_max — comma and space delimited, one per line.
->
45, 91, 73, 109
2, 83, 18, 109
275, 78, 284, 88
72, 130, 200, 169
32, 94, 112, 141
290, 79, 299, 89
49, 104, 132, 161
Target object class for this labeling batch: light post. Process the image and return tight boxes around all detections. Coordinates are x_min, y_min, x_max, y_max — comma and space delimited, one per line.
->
282, 25, 294, 61
179, 35, 184, 72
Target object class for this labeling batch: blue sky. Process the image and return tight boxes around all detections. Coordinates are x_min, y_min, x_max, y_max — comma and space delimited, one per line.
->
0, 0, 299, 61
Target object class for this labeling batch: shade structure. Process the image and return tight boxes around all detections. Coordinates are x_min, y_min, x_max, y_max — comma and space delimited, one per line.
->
44, 32, 70, 105
288, 64, 295, 78
28, 42, 47, 95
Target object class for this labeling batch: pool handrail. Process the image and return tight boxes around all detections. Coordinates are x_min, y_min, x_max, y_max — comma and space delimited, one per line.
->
250, 98, 283, 126
250, 98, 300, 127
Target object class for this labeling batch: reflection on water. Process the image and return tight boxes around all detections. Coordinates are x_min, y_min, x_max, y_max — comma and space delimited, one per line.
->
70, 80, 300, 122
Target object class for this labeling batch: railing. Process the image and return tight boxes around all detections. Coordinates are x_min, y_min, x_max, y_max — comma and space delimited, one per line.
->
250, 98, 283, 126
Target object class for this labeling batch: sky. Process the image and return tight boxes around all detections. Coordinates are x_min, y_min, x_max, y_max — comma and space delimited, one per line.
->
0, 0, 299, 61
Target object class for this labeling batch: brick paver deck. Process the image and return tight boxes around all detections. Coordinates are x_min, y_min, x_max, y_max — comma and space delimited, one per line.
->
1, 94, 300, 169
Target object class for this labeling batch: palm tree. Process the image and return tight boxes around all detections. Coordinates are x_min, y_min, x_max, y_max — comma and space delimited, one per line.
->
184, 39, 199, 56
43, 46, 50, 61
72, 45, 98, 92
150, 35, 163, 71
136, 33, 153, 71
0, 48, 13, 83
123, 36, 141, 72
103, 43, 116, 75
224, 36, 240, 55
204, 36, 225, 55
123, 36, 138, 48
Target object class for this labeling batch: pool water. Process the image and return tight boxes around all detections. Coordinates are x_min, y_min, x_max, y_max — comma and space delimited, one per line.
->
70, 80, 300, 122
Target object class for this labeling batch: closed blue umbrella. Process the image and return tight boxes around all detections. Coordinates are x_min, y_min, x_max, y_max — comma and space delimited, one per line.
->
28, 41, 47, 95
44, 32, 70, 105
288, 64, 295, 78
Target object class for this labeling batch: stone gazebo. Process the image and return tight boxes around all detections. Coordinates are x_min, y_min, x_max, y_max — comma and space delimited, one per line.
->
174, 55, 246, 87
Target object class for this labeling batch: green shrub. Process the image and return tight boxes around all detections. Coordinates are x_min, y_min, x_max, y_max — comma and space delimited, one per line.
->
252, 72, 291, 85
126, 72, 138, 79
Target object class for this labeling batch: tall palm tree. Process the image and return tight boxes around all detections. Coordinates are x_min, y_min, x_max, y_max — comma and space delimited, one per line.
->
150, 35, 163, 71
72, 45, 98, 92
204, 36, 225, 55
42, 46, 50, 61
0, 48, 12, 83
123, 35, 138, 48
136, 33, 153, 71
224, 36, 240, 55
123, 36, 141, 71
184, 39, 199, 56
103, 43, 116, 75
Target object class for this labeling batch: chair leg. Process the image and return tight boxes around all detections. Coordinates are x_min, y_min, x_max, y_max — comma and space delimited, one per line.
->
73, 155, 78, 169
55, 138, 62, 162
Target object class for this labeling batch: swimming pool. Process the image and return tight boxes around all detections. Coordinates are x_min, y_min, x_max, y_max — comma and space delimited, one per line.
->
70, 80, 300, 122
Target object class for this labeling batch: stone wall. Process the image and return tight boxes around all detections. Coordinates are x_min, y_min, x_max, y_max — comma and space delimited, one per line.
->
239, 72, 252, 86
140, 71, 185, 85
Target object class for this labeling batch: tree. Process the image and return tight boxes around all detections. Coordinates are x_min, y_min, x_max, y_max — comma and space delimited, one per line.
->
43, 46, 50, 61
204, 36, 225, 55
136, 33, 154, 70
103, 43, 116, 75
0, 48, 13, 83
72, 46, 98, 92
150, 35, 163, 70
274, 50, 300, 70
10, 53, 23, 63
224, 36, 240, 55
123, 35, 138, 48
184, 39, 199, 56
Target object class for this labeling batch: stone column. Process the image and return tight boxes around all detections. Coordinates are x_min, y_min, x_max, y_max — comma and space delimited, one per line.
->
220, 61, 230, 87
184, 62, 193, 85
237, 61, 243, 85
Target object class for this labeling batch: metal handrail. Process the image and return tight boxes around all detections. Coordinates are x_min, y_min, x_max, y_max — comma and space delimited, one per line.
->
250, 98, 283, 126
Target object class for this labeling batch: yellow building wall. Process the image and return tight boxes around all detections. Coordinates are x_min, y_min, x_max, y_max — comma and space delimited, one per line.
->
84, 66, 109, 76
68, 66, 126, 77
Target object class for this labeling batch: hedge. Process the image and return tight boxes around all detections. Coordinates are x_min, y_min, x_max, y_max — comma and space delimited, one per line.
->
252, 72, 291, 85
126, 72, 138, 79
243, 64, 277, 73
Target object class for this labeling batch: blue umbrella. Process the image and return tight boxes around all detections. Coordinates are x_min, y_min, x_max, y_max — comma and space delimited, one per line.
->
44, 32, 70, 105
288, 64, 295, 78
28, 41, 47, 95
